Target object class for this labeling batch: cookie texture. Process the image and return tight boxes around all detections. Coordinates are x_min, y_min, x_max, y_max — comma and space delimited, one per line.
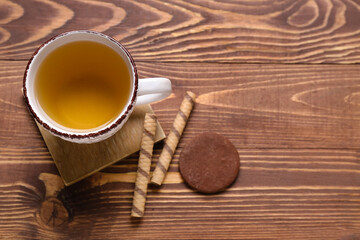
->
179, 132, 240, 193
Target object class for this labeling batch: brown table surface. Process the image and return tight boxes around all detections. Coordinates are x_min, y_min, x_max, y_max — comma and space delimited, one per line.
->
1, 1, 360, 239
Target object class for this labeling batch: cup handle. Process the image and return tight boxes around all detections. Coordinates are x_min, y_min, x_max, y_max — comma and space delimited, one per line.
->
136, 78, 172, 105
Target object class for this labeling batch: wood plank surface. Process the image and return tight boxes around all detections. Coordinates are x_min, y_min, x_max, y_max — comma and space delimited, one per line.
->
1, 0, 360, 239
2, 61, 360, 149
1, 59, 360, 239
0, 0, 359, 63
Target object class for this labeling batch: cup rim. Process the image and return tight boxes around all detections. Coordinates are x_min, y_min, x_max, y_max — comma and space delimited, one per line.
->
23, 30, 138, 142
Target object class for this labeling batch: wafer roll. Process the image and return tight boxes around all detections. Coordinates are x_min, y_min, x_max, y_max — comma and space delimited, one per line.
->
151, 91, 196, 186
131, 113, 157, 218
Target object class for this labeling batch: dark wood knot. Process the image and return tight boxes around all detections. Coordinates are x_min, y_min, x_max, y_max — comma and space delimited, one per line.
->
39, 197, 69, 228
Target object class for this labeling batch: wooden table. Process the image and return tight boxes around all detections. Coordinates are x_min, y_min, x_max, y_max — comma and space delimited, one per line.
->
1, 0, 360, 239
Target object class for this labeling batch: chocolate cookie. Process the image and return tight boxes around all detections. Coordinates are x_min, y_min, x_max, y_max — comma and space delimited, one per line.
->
179, 132, 240, 193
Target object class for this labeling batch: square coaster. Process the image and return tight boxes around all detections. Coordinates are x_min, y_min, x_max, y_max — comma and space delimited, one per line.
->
37, 105, 165, 186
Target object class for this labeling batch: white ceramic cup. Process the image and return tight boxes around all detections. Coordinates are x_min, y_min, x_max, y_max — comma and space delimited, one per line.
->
23, 30, 171, 144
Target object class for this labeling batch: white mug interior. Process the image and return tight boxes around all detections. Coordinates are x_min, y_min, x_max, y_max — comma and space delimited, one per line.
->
23, 31, 138, 144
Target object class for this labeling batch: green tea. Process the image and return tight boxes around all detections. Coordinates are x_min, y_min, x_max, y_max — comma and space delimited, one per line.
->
35, 41, 131, 130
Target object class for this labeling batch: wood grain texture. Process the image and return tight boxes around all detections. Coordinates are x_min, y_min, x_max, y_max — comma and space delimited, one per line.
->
1, 59, 360, 239
2, 0, 360, 239
2, 61, 360, 151
0, 0, 360, 63
0, 152, 359, 239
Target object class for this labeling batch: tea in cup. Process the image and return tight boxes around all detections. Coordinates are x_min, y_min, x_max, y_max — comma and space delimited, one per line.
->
23, 30, 171, 144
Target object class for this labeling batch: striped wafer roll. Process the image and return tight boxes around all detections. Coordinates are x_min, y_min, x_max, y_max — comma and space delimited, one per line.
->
131, 113, 157, 218
151, 91, 196, 186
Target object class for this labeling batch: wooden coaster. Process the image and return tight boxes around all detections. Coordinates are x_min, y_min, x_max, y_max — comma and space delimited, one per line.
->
37, 105, 165, 186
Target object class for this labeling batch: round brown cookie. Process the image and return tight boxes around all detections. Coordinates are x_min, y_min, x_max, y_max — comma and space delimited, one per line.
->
179, 132, 240, 193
